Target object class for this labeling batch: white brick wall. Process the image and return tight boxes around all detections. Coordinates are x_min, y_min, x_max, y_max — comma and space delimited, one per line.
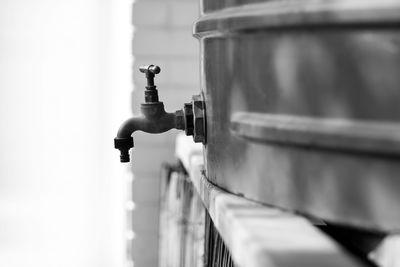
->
129, 1, 199, 267
170, 2, 199, 27
133, 30, 197, 57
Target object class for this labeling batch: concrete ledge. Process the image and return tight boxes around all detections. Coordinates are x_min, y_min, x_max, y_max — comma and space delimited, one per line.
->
175, 133, 365, 267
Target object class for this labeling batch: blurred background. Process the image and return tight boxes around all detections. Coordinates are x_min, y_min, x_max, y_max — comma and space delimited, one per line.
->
0, 0, 199, 266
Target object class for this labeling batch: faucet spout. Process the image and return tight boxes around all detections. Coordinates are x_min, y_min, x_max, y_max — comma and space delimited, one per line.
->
114, 102, 184, 163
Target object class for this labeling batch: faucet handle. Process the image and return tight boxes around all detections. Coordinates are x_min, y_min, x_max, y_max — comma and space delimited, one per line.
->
139, 65, 161, 87
139, 65, 160, 76
139, 64, 161, 103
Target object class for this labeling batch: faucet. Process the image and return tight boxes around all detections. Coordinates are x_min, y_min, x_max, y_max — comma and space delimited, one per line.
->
114, 65, 206, 162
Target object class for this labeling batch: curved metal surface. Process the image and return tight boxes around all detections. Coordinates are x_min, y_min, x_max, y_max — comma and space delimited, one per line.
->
200, 0, 400, 16
231, 112, 400, 155
196, 0, 400, 37
196, 0, 400, 231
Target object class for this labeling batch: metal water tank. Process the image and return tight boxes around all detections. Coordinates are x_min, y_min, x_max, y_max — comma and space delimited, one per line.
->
194, 0, 400, 231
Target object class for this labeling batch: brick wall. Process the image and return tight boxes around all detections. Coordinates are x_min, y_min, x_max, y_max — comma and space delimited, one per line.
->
128, 1, 199, 267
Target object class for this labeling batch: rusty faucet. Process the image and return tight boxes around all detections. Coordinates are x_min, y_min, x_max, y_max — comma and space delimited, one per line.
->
114, 65, 206, 162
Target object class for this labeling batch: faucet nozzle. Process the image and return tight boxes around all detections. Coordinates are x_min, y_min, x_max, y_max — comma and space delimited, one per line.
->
114, 137, 134, 163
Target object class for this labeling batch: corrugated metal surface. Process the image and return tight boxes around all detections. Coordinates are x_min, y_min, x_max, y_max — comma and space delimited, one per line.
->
204, 212, 237, 267
159, 162, 205, 267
